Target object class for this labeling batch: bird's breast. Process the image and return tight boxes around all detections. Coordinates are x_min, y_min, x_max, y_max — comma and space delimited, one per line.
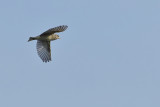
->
47, 35, 56, 41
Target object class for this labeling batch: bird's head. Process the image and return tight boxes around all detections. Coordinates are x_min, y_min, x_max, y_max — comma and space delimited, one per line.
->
55, 34, 60, 39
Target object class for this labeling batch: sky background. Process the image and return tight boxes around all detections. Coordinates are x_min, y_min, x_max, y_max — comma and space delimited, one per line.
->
0, 0, 160, 107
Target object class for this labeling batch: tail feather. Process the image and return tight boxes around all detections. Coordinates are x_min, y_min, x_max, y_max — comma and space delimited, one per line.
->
28, 37, 36, 42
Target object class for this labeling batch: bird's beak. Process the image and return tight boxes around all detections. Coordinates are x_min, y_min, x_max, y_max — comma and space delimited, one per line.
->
58, 37, 60, 39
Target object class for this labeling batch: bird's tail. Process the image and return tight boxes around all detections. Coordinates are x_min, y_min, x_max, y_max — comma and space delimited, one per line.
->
28, 37, 36, 42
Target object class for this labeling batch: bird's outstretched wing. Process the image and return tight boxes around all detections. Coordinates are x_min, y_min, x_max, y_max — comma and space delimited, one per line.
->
40, 25, 68, 37
36, 40, 51, 62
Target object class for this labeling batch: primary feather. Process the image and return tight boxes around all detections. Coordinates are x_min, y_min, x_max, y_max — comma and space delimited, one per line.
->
37, 40, 51, 62
40, 25, 68, 37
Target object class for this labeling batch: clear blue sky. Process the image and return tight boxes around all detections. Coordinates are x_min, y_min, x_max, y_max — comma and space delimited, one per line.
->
0, 0, 160, 107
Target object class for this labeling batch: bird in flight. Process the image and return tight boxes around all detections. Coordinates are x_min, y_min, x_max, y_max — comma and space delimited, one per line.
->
28, 25, 68, 63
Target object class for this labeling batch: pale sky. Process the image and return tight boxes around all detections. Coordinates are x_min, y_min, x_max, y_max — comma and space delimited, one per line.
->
0, 0, 160, 107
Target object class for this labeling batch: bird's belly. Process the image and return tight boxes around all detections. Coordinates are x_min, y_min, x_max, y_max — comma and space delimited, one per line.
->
47, 36, 56, 41
37, 36, 55, 41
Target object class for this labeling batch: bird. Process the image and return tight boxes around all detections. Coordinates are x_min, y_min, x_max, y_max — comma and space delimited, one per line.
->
28, 25, 68, 63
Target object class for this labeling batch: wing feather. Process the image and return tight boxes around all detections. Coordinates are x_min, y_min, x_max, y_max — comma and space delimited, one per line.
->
40, 25, 68, 37
36, 40, 51, 62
